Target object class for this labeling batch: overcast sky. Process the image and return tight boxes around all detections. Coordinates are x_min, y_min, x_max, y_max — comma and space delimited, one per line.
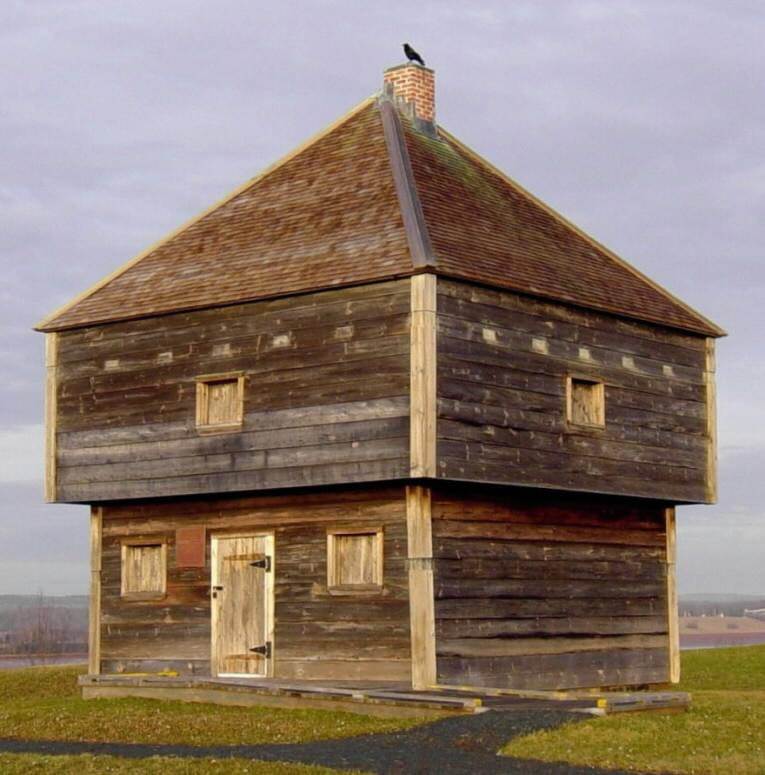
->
1, 0, 762, 596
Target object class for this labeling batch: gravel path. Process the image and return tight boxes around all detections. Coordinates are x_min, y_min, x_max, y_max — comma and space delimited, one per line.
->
0, 708, 640, 773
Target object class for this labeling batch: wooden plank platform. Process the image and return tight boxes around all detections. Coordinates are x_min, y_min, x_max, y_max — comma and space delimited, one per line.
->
79, 674, 690, 718
591, 691, 692, 715
429, 684, 691, 715
79, 674, 483, 719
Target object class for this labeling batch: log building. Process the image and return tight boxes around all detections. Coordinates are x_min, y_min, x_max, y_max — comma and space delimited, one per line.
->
37, 63, 724, 691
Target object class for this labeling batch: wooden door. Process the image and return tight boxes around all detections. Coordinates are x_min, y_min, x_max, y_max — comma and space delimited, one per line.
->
211, 534, 274, 677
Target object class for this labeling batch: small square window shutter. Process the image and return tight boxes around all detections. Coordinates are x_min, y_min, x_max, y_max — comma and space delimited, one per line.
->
207, 380, 238, 425
568, 377, 605, 427
121, 543, 166, 597
336, 533, 376, 585
327, 529, 383, 590
196, 373, 244, 430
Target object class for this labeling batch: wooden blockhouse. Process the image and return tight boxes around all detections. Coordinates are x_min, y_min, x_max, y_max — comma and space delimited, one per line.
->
37, 63, 724, 692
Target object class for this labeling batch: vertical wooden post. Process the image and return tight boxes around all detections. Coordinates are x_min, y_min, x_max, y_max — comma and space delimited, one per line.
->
44, 333, 59, 503
406, 485, 436, 689
704, 338, 717, 503
410, 274, 437, 478
89, 507, 103, 676
409, 273, 437, 687
665, 506, 680, 683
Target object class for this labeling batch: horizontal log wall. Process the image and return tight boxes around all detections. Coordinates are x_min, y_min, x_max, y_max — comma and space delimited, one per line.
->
55, 280, 411, 502
99, 486, 411, 681
432, 486, 670, 690
436, 279, 711, 502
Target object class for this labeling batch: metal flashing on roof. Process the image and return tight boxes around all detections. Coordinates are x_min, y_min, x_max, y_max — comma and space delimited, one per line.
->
379, 96, 436, 270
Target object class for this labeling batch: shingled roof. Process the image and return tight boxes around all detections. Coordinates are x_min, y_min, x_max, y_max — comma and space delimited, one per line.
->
37, 75, 723, 337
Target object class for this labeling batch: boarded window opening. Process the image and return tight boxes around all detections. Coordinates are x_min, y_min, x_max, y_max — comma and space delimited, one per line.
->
567, 377, 605, 428
121, 542, 166, 598
327, 529, 383, 592
196, 373, 244, 431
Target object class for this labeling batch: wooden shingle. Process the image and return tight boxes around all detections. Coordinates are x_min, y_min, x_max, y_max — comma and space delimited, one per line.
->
37, 95, 722, 337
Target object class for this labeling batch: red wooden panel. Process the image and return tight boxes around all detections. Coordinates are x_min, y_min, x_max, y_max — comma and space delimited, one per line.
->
176, 525, 206, 568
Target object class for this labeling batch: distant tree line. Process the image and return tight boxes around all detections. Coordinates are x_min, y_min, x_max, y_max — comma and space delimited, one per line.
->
0, 592, 87, 659
679, 597, 765, 617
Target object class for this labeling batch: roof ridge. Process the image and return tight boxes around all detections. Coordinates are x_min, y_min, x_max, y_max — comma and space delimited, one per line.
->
378, 96, 436, 270
437, 126, 726, 338
35, 96, 378, 332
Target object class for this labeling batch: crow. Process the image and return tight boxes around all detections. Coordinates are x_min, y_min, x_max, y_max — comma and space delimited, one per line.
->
403, 43, 425, 66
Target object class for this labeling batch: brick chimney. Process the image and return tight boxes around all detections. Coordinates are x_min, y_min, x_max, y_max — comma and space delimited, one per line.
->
383, 63, 435, 123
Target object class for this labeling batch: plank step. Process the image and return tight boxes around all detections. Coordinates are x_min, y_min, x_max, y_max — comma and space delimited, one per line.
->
78, 674, 482, 715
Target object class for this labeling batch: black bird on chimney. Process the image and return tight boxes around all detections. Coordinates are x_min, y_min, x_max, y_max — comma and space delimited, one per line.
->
403, 43, 425, 66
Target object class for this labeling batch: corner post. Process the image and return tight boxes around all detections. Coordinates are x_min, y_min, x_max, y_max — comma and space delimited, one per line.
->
89, 507, 103, 676
410, 274, 437, 477
704, 338, 717, 503
665, 506, 679, 683
406, 485, 436, 689
44, 333, 59, 502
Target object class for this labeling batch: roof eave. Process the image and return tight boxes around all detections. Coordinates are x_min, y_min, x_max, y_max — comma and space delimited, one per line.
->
430, 267, 725, 339
34, 272, 421, 334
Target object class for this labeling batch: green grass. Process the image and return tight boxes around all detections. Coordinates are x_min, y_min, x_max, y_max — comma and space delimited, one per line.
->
0, 753, 354, 774
0, 665, 429, 747
502, 645, 765, 775
678, 644, 765, 691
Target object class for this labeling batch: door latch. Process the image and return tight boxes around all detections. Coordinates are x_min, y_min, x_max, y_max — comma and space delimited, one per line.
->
249, 641, 272, 658
250, 556, 271, 572
211, 585, 223, 599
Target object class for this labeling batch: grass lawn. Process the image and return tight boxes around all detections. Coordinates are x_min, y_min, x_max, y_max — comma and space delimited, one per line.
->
502, 645, 765, 774
0, 754, 350, 774
0, 665, 430, 747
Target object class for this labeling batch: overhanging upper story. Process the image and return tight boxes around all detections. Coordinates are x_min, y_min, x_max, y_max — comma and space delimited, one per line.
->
38, 63, 723, 507
43, 272, 718, 505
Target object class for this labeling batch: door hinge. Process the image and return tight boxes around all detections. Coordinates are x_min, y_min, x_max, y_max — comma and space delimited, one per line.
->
250, 556, 272, 572
249, 641, 272, 659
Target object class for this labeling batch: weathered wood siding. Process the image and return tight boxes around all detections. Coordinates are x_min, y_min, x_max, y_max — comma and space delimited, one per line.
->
99, 487, 411, 680
55, 281, 410, 502
432, 486, 670, 690
437, 279, 711, 502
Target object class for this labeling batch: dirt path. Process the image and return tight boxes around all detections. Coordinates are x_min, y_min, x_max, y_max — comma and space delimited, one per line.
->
0, 708, 643, 773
